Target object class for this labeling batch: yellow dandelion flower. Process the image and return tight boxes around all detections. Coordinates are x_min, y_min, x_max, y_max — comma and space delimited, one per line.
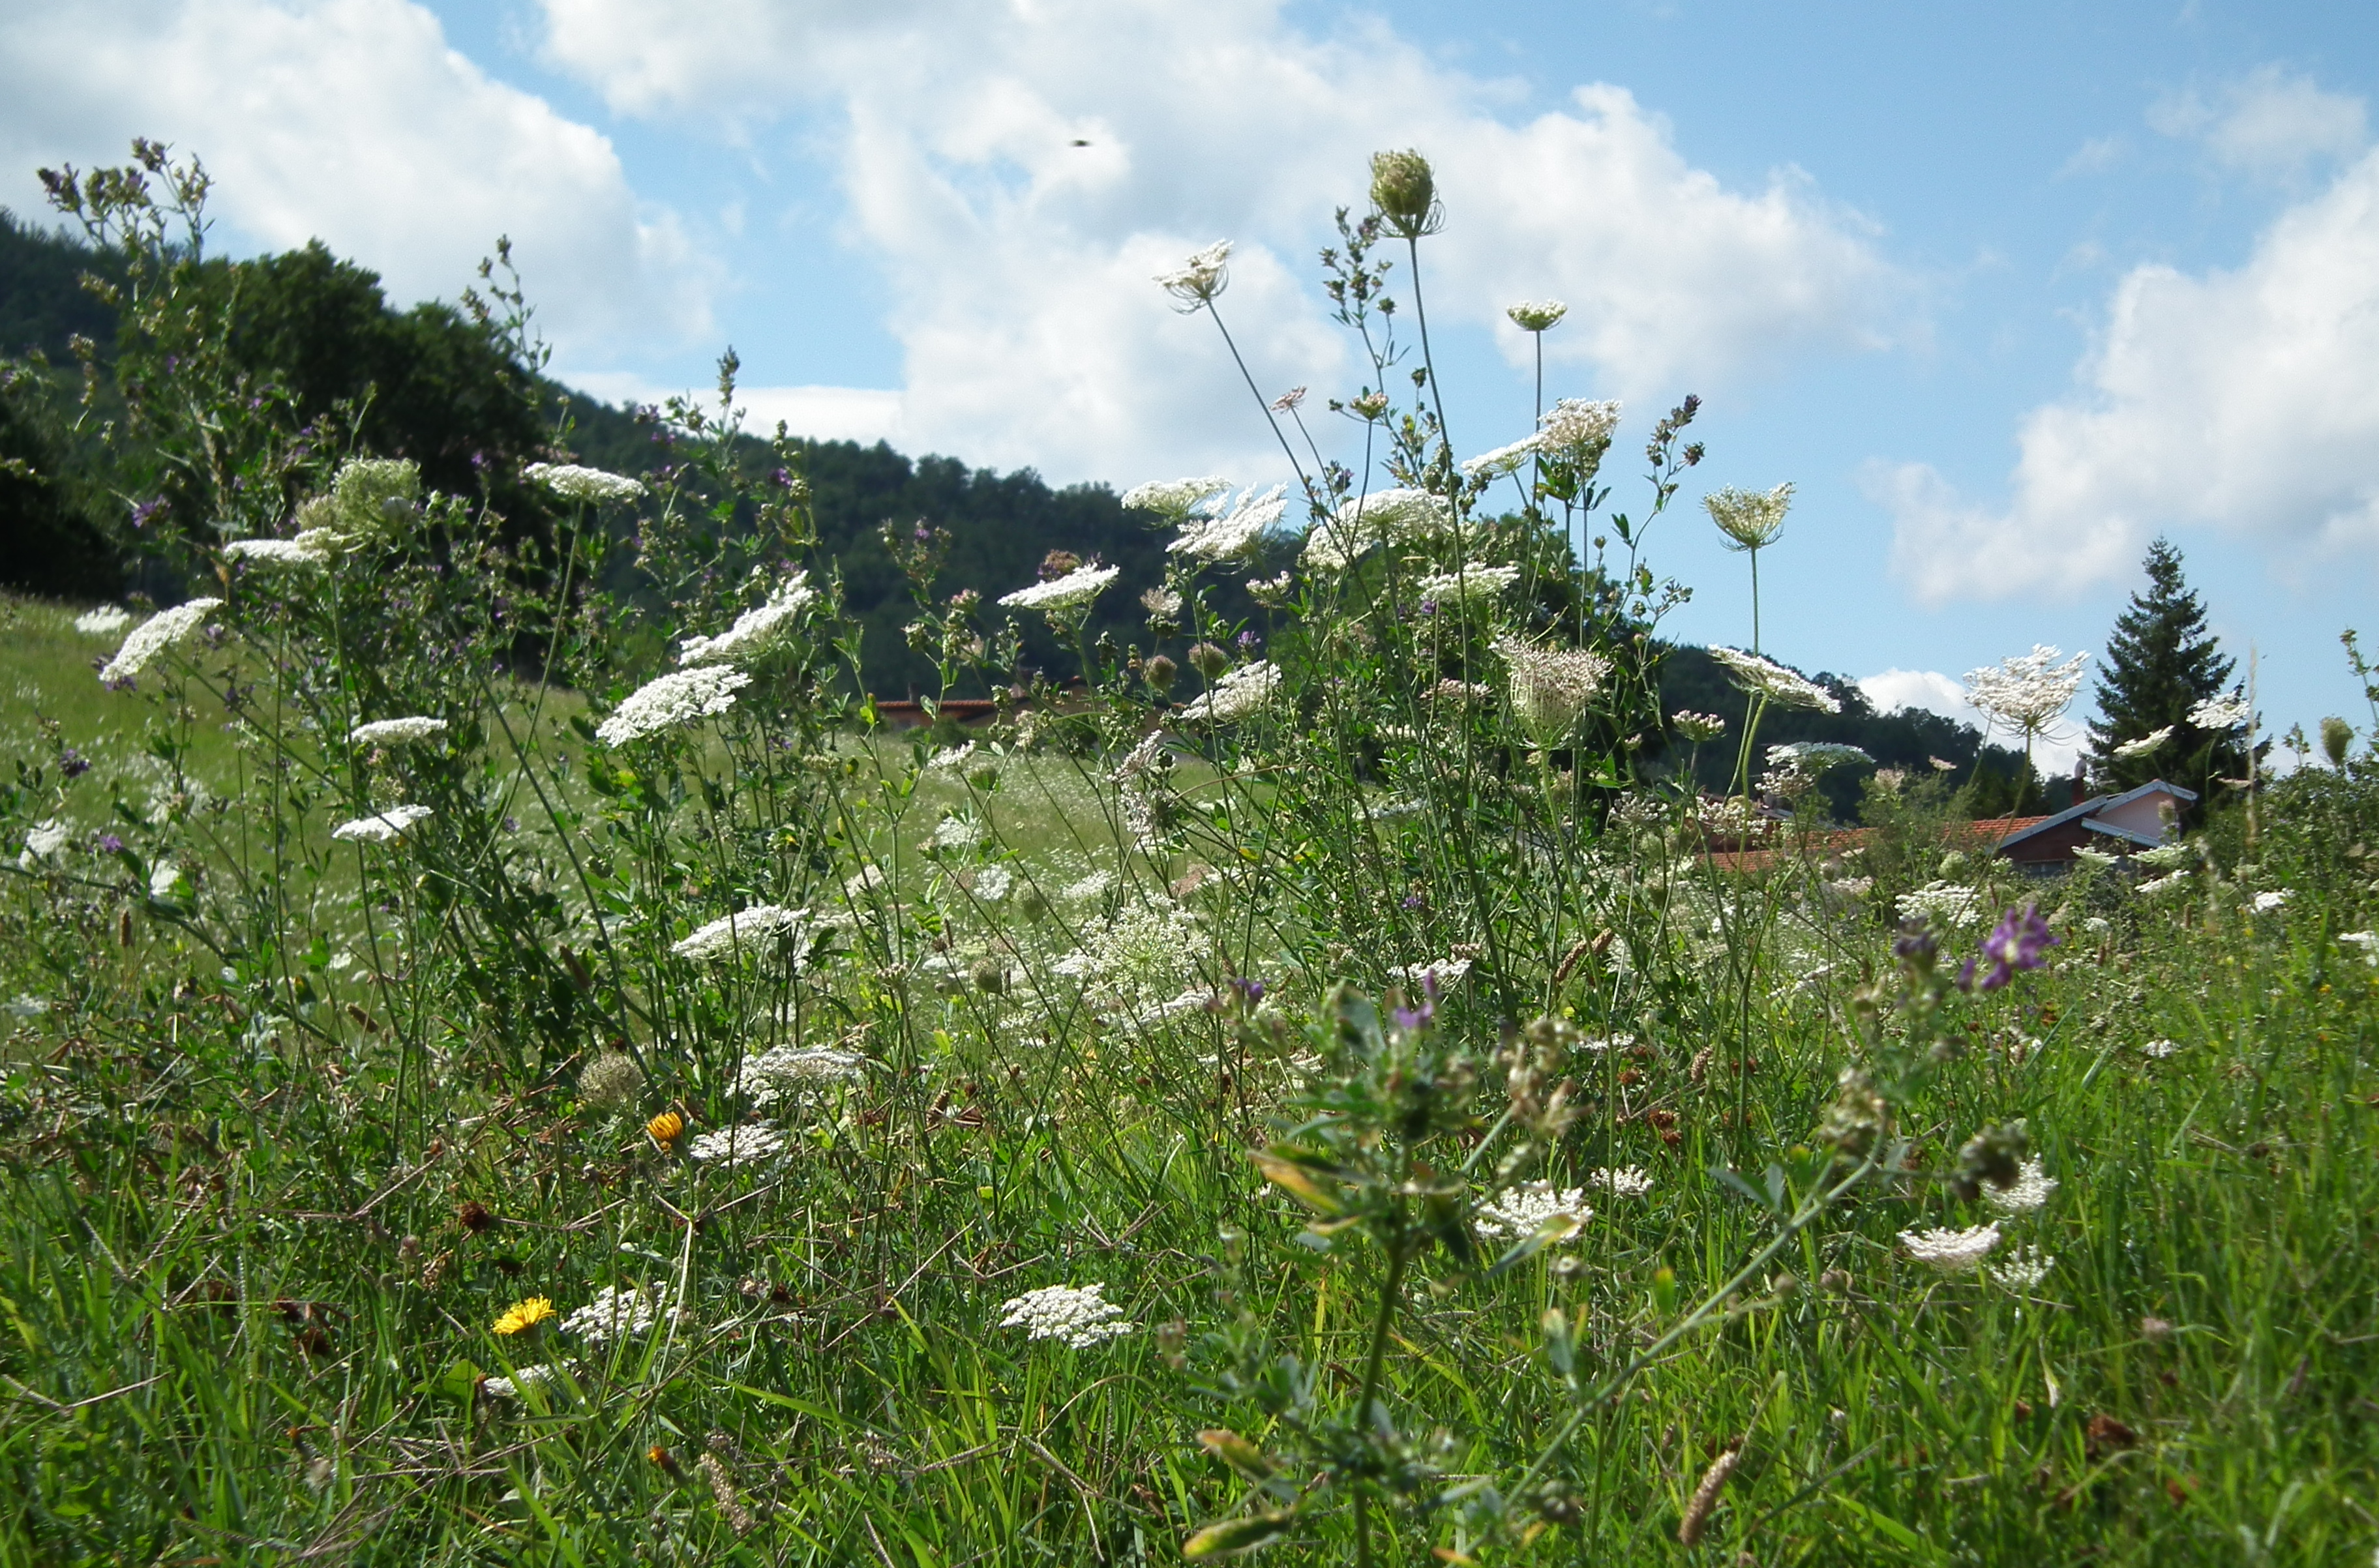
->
646, 1110, 685, 1151
492, 1295, 554, 1336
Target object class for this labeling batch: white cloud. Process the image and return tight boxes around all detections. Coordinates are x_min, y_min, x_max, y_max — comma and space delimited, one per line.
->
2151, 65, 2368, 183
0, 0, 709, 357
533, 0, 1909, 482
1860, 668, 2086, 776
1879, 145, 2379, 604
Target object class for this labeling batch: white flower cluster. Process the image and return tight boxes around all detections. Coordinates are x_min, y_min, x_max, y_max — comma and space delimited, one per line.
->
1169, 484, 1286, 563
1495, 636, 1610, 745
2340, 931, 2379, 966
1122, 476, 1230, 518
1506, 299, 1568, 332
1415, 563, 1521, 606
350, 717, 447, 746
1984, 1158, 2058, 1215
1591, 1166, 1653, 1198
2136, 870, 2190, 900
19, 820, 68, 868
1709, 647, 1840, 713
999, 563, 1120, 612
687, 1121, 789, 1166
1898, 1222, 2002, 1272
481, 1363, 554, 1400
1062, 870, 1115, 903
2250, 889, 2290, 914
678, 572, 817, 666
1477, 1182, 1593, 1241
1991, 1245, 2054, 1291
2111, 726, 2172, 760
562, 1283, 666, 1346
526, 463, 646, 505
1302, 488, 1452, 571
1175, 660, 1281, 723
100, 599, 224, 683
331, 805, 434, 843
1767, 742, 1870, 774
1538, 398, 1621, 460
930, 816, 981, 851
1049, 895, 1201, 1009
1705, 483, 1795, 552
74, 606, 132, 636
673, 904, 807, 962
224, 537, 330, 567
1896, 881, 1981, 927
2140, 1037, 2181, 1059
1459, 437, 1540, 479
1154, 240, 1231, 308
595, 666, 752, 747
735, 1043, 867, 1106
1390, 955, 1473, 989
1964, 645, 2089, 735
2187, 692, 2251, 731
998, 1282, 1133, 1348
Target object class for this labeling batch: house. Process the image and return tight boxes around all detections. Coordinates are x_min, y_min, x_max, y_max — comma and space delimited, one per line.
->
1990, 779, 2196, 870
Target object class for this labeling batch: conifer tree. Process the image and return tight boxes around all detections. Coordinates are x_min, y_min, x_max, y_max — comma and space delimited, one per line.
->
2088, 537, 2247, 806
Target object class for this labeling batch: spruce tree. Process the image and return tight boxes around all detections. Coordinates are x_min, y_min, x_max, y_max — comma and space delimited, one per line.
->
2088, 537, 2246, 806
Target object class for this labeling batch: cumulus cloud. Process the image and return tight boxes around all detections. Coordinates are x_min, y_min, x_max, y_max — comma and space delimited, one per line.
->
1879, 141, 2379, 604
0, 0, 709, 356
1860, 668, 2086, 775
534, 0, 1909, 481
2151, 65, 2368, 183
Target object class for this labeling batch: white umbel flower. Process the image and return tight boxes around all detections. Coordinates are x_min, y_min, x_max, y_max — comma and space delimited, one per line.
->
101, 599, 223, 683
1476, 1182, 1593, 1241
735, 1044, 867, 1106
1415, 563, 1521, 605
19, 820, 68, 868
1154, 241, 1231, 309
1122, 476, 1231, 518
1709, 647, 1840, 713
1537, 398, 1621, 459
1984, 1158, 2058, 1215
1991, 1246, 2054, 1290
224, 537, 329, 567
2187, 692, 2251, 731
1506, 299, 1568, 332
331, 805, 434, 842
672, 904, 806, 962
999, 1282, 1133, 1348
1896, 881, 1980, 926
1705, 483, 1794, 552
678, 572, 817, 666
2136, 870, 2190, 899
562, 1284, 665, 1346
1460, 436, 1541, 479
1964, 645, 2089, 735
2110, 726, 2172, 760
1175, 660, 1281, 723
481, 1363, 554, 1400
526, 463, 646, 504
1495, 636, 1611, 745
595, 666, 752, 747
1898, 1222, 2002, 1272
1591, 1166, 1653, 1198
350, 717, 447, 745
2249, 889, 2290, 914
686, 1122, 789, 1166
998, 563, 1119, 613
74, 606, 132, 636
1169, 484, 1285, 561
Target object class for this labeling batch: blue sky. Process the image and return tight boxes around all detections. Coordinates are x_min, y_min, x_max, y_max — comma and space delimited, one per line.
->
7, 0, 2378, 765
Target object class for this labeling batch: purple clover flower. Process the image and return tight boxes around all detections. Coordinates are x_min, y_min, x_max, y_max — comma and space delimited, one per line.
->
1392, 971, 1441, 1033
58, 748, 89, 778
1969, 902, 2057, 992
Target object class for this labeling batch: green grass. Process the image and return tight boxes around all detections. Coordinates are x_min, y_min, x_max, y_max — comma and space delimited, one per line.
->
5, 565, 2379, 1568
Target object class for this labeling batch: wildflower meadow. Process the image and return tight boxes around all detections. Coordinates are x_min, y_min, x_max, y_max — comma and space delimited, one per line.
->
6, 143, 2379, 1566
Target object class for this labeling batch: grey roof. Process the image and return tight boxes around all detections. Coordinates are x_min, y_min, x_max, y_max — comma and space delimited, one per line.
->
1993, 778, 2199, 856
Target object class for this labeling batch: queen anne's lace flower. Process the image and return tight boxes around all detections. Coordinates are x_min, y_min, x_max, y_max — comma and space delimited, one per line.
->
331, 805, 434, 842
74, 606, 132, 636
1768, 742, 1870, 773
2140, 1037, 2181, 1058
350, 717, 447, 746
1984, 1158, 2058, 1215
1460, 436, 1541, 479
595, 666, 752, 747
999, 1282, 1133, 1347
1062, 870, 1115, 902
1709, 647, 1840, 713
101, 599, 223, 683
1124, 476, 1231, 518
1964, 646, 2089, 735
526, 463, 646, 504
673, 904, 806, 962
687, 1122, 789, 1166
2136, 870, 2190, 899
19, 820, 68, 868
1175, 660, 1281, 723
1477, 1182, 1593, 1241
1495, 636, 1610, 745
1506, 299, 1568, 332
1897, 881, 1981, 927
2111, 726, 2172, 760
1991, 1246, 2054, 1290
677, 572, 816, 666
1154, 241, 1231, 309
1303, 488, 1453, 570
1706, 483, 1794, 552
2250, 889, 2290, 914
1391, 955, 1473, 988
999, 563, 1119, 612
1538, 398, 1621, 458
1416, 564, 1521, 605
2187, 692, 2251, 731
1593, 1166, 1653, 1198
225, 537, 329, 567
736, 1044, 867, 1106
1169, 485, 1285, 561
562, 1283, 665, 1346
1898, 1222, 2001, 1272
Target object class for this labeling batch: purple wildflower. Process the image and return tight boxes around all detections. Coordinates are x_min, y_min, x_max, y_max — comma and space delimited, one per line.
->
1972, 902, 2057, 992
58, 748, 89, 778
1392, 971, 1441, 1033
97, 834, 124, 854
